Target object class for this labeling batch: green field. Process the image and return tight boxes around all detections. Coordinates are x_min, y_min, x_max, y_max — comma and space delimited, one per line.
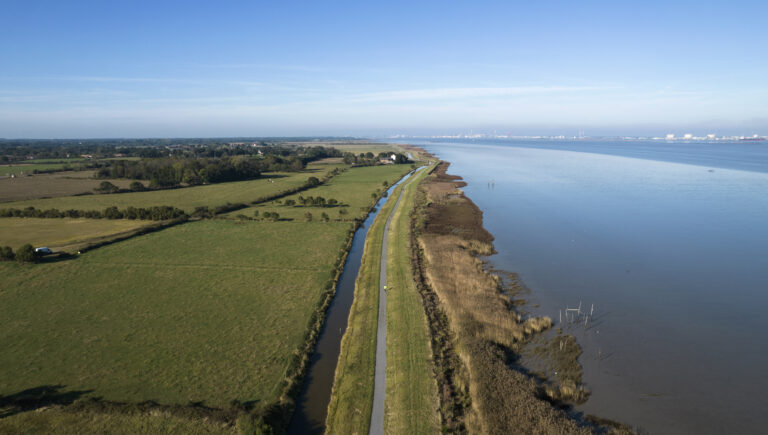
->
0, 220, 351, 409
284, 142, 401, 156
225, 164, 412, 222
326, 143, 403, 156
0, 163, 78, 176
0, 160, 419, 432
0, 408, 231, 434
0, 217, 151, 250
1, 163, 344, 212
19, 158, 90, 164
0, 171, 144, 202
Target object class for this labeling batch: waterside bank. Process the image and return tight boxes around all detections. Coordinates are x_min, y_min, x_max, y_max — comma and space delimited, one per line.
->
412, 161, 631, 433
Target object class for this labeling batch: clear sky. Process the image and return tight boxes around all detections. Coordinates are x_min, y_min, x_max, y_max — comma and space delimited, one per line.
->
1, 0, 766, 138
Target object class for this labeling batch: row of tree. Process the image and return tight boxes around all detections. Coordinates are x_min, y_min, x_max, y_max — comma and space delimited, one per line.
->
95, 157, 264, 187
0, 206, 186, 221
292, 195, 341, 207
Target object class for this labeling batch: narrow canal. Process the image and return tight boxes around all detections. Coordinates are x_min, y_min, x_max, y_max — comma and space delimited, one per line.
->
288, 170, 415, 434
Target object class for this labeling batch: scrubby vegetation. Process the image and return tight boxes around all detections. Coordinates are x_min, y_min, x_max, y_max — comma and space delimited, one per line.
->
0, 244, 38, 262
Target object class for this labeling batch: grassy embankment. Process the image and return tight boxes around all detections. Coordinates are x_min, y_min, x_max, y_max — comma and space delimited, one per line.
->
0, 162, 344, 212
413, 163, 630, 434
383, 165, 440, 434
325, 164, 439, 434
0, 159, 413, 433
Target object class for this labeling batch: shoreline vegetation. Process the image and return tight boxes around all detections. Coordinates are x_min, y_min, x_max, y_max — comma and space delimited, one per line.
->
410, 156, 633, 433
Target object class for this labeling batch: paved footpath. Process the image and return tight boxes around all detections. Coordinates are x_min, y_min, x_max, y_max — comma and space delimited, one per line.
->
369, 168, 423, 435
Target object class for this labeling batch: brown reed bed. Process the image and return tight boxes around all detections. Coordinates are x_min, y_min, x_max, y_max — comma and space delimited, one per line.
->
412, 162, 631, 434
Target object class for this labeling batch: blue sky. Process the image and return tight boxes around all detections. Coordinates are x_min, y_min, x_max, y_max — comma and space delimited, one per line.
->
1, 0, 766, 138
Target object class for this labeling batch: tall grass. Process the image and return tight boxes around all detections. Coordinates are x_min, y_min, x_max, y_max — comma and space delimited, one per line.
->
413, 163, 597, 434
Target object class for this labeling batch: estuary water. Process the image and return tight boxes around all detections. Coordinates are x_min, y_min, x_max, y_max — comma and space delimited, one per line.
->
407, 139, 768, 434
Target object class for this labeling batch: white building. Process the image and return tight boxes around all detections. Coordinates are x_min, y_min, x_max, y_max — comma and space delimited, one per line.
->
666, 133, 675, 140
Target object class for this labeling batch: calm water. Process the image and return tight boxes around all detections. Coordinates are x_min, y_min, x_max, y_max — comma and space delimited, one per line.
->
406, 139, 768, 434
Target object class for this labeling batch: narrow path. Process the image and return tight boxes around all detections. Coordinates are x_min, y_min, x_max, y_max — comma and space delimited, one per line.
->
369, 168, 422, 435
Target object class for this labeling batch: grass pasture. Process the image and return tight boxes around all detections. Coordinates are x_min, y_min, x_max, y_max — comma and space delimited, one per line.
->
0, 163, 74, 177
0, 407, 231, 434
0, 218, 151, 250
225, 164, 412, 222
288, 141, 402, 156
0, 162, 345, 212
0, 220, 351, 411
0, 171, 143, 202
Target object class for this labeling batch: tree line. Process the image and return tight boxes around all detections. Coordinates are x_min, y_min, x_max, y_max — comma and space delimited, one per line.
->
0, 206, 186, 220
95, 157, 264, 187
1, 140, 342, 166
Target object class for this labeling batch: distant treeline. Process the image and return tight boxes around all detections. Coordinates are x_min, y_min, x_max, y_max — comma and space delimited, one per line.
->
96, 157, 264, 187
0, 139, 343, 164
0, 206, 186, 220
93, 149, 339, 187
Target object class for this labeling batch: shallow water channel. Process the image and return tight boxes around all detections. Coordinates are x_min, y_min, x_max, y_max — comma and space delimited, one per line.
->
287, 170, 414, 434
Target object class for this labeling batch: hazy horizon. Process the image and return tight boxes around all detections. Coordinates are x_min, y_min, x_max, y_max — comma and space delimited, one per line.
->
2, 1, 767, 138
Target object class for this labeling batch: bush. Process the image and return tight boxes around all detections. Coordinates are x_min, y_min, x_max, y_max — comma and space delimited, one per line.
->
15, 244, 36, 263
129, 181, 146, 191
95, 181, 119, 194
0, 246, 14, 261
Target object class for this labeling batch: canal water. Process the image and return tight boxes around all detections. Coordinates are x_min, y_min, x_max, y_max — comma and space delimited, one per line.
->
407, 139, 768, 434
288, 170, 415, 434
